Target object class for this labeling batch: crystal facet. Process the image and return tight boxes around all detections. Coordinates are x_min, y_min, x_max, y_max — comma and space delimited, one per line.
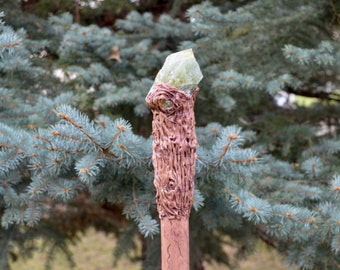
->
151, 49, 203, 95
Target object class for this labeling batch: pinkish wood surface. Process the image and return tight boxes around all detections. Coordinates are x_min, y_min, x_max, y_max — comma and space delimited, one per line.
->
146, 83, 198, 270
146, 83, 198, 220
161, 219, 189, 270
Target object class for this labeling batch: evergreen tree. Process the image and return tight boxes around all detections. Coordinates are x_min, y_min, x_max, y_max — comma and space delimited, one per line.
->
0, 0, 340, 269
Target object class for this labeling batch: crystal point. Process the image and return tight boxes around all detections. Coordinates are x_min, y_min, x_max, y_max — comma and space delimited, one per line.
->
152, 49, 203, 94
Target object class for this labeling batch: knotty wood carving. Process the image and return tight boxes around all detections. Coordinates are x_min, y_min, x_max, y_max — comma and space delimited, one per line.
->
146, 83, 198, 220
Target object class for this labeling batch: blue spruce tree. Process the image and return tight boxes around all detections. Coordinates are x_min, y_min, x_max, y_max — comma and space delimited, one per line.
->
0, 0, 340, 269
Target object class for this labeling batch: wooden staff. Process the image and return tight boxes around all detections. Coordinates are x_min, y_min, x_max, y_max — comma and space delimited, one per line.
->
146, 49, 202, 270
146, 49, 203, 270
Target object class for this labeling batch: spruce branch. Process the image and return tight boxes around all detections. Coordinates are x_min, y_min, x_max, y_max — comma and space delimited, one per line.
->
217, 132, 239, 164
55, 110, 100, 147
229, 157, 258, 163
53, 106, 139, 159
0, 41, 20, 49
49, 130, 90, 144
27, 178, 51, 199
24, 200, 42, 227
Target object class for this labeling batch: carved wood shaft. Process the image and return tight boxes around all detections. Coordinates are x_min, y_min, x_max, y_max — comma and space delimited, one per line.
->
146, 83, 198, 220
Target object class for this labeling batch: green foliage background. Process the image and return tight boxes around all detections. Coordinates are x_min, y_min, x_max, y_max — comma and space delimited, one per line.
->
0, 0, 340, 269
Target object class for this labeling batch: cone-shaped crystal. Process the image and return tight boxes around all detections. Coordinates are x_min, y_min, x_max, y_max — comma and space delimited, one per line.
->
151, 49, 203, 94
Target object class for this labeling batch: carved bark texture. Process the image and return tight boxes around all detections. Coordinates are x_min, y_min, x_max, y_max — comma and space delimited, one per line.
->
146, 83, 198, 220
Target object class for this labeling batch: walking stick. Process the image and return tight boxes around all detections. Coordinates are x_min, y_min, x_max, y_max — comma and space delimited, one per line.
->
146, 49, 203, 270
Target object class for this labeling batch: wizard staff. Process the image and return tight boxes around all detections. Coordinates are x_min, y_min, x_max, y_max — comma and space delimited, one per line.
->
146, 49, 202, 270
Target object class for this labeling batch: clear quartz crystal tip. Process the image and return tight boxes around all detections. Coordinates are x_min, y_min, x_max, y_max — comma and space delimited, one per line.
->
151, 49, 203, 95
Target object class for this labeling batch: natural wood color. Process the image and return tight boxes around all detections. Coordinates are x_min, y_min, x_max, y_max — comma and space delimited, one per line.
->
146, 83, 198, 270
161, 219, 190, 270
146, 83, 198, 220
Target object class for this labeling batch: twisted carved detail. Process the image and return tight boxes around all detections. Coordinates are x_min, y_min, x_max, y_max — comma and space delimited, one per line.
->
146, 83, 198, 220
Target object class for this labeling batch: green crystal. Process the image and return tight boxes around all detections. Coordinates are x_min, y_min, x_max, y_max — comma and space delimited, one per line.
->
152, 49, 203, 94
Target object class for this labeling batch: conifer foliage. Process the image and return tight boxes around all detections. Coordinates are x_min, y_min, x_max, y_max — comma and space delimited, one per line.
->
0, 0, 340, 269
